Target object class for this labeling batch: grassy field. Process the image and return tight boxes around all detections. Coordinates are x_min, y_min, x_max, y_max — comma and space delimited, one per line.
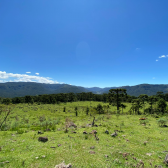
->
0, 101, 168, 168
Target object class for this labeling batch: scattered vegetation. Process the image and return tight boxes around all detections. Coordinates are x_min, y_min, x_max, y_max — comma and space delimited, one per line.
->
0, 89, 168, 167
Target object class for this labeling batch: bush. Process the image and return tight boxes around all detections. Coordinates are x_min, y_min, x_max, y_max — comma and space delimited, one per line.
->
17, 129, 24, 134
139, 119, 149, 125
157, 118, 167, 127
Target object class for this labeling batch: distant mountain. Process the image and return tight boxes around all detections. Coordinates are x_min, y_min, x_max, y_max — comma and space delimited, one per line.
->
87, 84, 168, 96
1, 82, 168, 98
0, 82, 89, 98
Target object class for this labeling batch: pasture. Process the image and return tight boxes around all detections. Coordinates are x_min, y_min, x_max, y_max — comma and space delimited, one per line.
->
0, 101, 168, 168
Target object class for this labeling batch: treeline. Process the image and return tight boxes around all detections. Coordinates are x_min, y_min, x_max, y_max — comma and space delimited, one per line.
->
0, 90, 168, 105
0, 92, 137, 105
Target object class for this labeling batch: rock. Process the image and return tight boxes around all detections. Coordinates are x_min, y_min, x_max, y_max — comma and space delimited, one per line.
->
58, 144, 62, 147
42, 155, 46, 158
111, 132, 118, 137
90, 146, 95, 149
105, 155, 109, 158
146, 153, 152, 156
157, 165, 163, 168
122, 153, 129, 157
92, 130, 97, 134
55, 161, 72, 168
38, 131, 43, 134
164, 154, 168, 164
163, 125, 168, 127
105, 130, 109, 134
144, 141, 148, 145
72, 131, 76, 133
50, 146, 56, 148
38, 137, 48, 142
35, 157, 39, 159
67, 122, 77, 128
89, 151, 95, 154
5, 161, 9, 163
83, 131, 87, 134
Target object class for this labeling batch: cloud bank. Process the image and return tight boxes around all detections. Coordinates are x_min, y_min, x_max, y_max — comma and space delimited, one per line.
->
0, 71, 59, 84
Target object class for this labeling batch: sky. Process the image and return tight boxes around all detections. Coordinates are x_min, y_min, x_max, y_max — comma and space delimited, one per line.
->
1, 0, 168, 88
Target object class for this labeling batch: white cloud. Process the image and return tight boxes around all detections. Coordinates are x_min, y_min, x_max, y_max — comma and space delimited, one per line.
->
156, 60, 158, 61
153, 77, 155, 79
26, 72, 31, 73
0, 71, 60, 84
159, 55, 166, 58
35, 73, 39, 75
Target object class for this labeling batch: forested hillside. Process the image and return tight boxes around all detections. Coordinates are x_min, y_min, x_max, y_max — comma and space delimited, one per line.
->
1, 82, 168, 98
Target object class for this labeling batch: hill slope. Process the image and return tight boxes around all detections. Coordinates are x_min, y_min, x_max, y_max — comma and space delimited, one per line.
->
1, 82, 168, 98
0, 82, 89, 98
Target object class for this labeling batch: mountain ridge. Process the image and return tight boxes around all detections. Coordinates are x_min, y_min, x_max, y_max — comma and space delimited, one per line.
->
0, 82, 168, 98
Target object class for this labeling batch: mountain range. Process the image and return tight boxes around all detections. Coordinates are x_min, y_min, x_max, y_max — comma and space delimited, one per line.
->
0, 82, 168, 98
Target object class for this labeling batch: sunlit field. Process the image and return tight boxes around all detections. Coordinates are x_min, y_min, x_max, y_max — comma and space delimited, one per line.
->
0, 101, 168, 168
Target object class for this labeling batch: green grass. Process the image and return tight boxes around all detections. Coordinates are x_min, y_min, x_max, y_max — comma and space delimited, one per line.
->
0, 102, 168, 167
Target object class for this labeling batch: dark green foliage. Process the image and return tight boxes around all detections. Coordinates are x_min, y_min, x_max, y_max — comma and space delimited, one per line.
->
63, 107, 66, 112
120, 104, 127, 114
157, 118, 167, 127
75, 106, 78, 116
96, 104, 104, 114
86, 107, 89, 115
108, 89, 127, 111
148, 96, 158, 114
131, 99, 143, 115
157, 98, 167, 114
2, 98, 11, 105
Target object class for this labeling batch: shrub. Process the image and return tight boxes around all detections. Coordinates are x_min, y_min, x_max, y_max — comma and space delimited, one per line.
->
140, 119, 149, 125
158, 118, 167, 127
84, 134, 89, 140
17, 129, 24, 134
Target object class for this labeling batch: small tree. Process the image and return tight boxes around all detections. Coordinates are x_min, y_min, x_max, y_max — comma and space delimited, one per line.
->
75, 106, 78, 116
132, 99, 143, 115
138, 94, 148, 112
148, 96, 158, 114
96, 104, 104, 115
108, 89, 127, 111
120, 104, 127, 114
86, 107, 89, 115
157, 98, 167, 115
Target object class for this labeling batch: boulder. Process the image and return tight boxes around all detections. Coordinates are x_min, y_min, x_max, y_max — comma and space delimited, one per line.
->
83, 131, 87, 134
92, 130, 97, 135
55, 161, 72, 168
105, 130, 109, 134
111, 132, 118, 137
38, 137, 48, 142
165, 154, 168, 164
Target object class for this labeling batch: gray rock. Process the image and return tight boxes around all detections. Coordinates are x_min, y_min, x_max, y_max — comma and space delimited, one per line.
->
105, 130, 109, 134
55, 161, 72, 168
165, 154, 168, 164
111, 132, 118, 137
38, 137, 48, 142
90, 146, 95, 149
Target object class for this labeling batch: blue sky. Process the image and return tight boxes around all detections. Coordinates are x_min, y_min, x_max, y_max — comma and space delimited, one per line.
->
1, 0, 168, 88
